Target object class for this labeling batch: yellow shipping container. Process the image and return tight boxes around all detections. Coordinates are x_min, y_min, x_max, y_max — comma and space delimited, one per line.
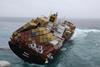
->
22, 22, 37, 32
36, 33, 56, 43
29, 22, 37, 26
43, 35, 48, 42
13, 32, 18, 36
23, 23, 30, 29
38, 27, 45, 31
36, 27, 49, 35
38, 31, 43, 35
36, 17, 48, 27
47, 33, 54, 41
43, 30, 48, 34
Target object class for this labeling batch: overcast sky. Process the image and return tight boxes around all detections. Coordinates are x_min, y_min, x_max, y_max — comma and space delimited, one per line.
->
0, 0, 100, 18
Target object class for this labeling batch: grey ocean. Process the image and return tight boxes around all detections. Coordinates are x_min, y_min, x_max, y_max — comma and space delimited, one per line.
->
0, 18, 100, 67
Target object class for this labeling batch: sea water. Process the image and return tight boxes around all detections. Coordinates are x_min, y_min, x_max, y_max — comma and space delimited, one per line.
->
0, 18, 100, 67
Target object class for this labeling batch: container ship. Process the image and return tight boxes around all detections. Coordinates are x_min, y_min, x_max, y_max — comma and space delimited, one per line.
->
9, 13, 76, 64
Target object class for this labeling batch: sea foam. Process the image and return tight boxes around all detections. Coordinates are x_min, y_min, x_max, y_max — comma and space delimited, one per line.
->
71, 28, 100, 40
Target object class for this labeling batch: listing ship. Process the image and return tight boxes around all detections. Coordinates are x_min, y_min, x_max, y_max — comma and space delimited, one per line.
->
9, 13, 76, 64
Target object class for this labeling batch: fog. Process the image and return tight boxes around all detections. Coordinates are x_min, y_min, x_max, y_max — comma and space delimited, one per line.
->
0, 0, 100, 18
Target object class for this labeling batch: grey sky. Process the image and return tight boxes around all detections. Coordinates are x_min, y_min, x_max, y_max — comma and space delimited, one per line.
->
0, 0, 100, 18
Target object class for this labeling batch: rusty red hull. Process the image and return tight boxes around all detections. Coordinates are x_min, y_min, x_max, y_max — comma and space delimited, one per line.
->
9, 41, 60, 64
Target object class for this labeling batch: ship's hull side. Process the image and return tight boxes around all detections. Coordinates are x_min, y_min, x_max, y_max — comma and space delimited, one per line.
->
9, 41, 46, 64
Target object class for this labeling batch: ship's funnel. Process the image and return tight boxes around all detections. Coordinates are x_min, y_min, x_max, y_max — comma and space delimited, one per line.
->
49, 13, 58, 23
47, 13, 58, 30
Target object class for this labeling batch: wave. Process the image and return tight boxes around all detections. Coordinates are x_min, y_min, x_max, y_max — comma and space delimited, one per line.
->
71, 28, 100, 39
76, 28, 100, 32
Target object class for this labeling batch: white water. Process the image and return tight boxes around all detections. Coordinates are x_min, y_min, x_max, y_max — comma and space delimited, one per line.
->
71, 28, 100, 40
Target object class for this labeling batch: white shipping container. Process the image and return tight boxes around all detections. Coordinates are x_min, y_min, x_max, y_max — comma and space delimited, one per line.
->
54, 25, 66, 38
